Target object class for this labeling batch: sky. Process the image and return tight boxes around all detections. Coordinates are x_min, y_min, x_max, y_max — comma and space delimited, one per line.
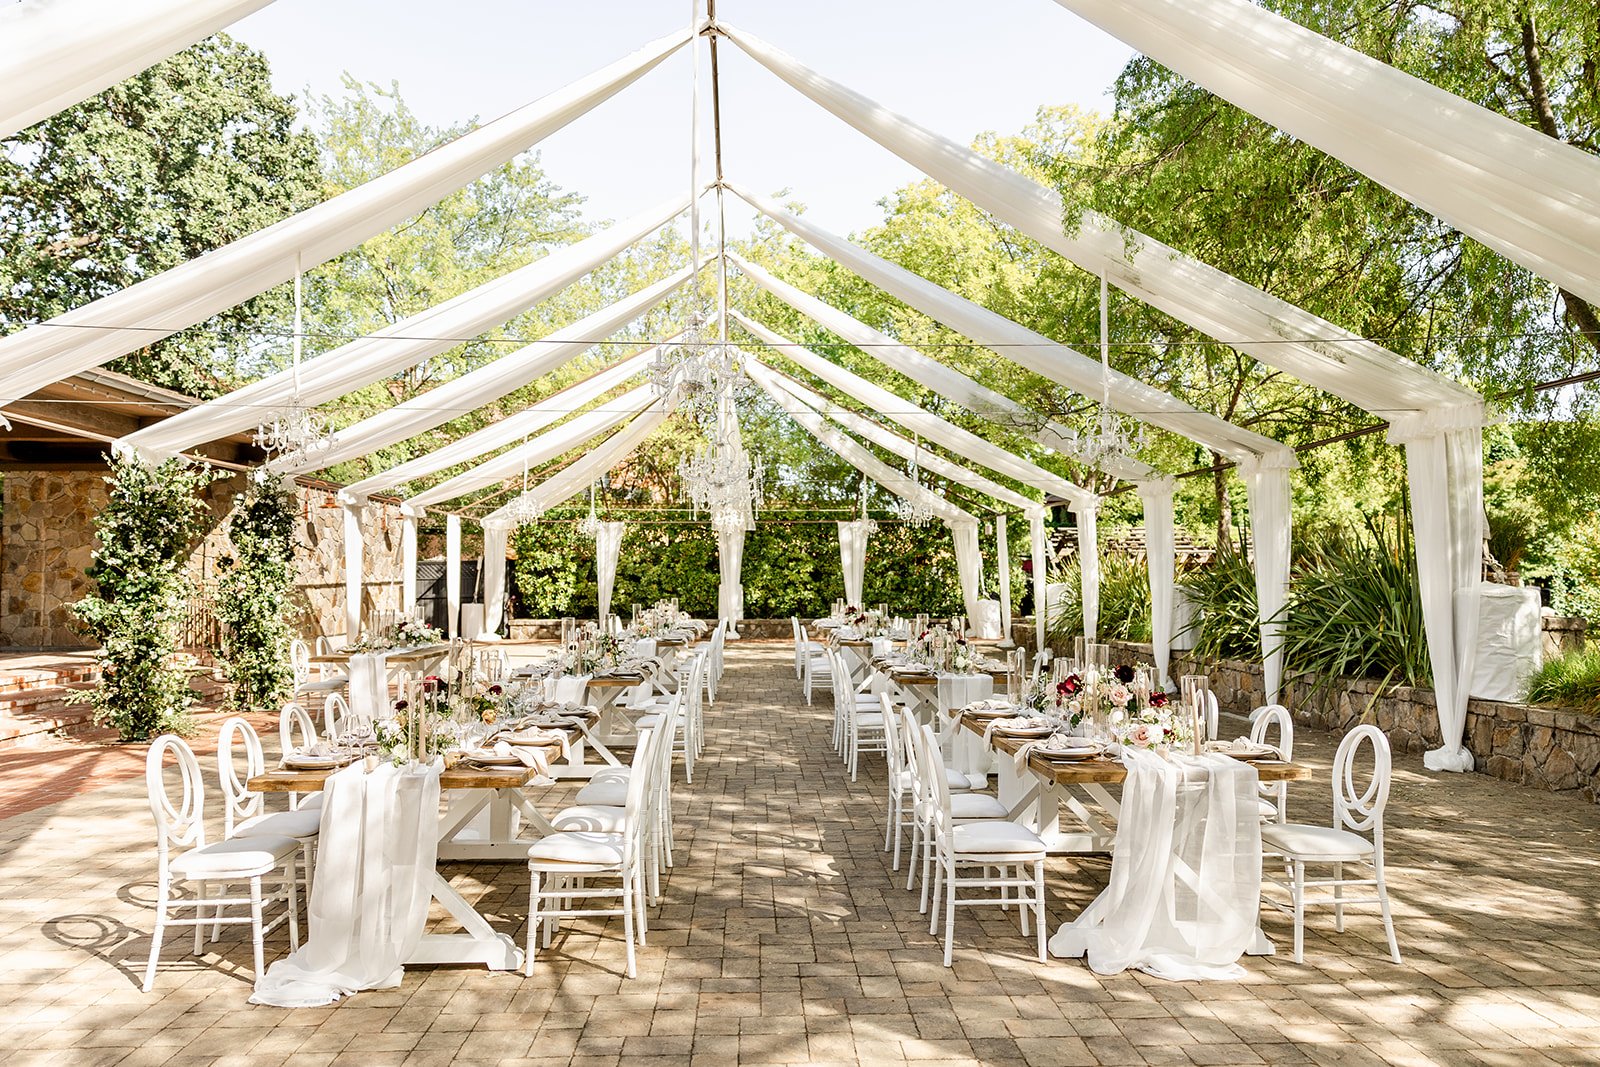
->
226, 0, 1135, 238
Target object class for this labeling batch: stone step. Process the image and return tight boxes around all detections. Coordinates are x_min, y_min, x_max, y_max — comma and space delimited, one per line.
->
0, 683, 100, 747
0, 660, 100, 695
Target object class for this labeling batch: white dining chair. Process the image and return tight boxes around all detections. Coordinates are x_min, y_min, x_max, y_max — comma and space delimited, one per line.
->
702, 626, 725, 706
801, 625, 833, 705
216, 717, 320, 904
1204, 689, 1220, 742
143, 735, 300, 992
898, 706, 1003, 902
918, 724, 1048, 966
526, 726, 655, 979
1261, 724, 1402, 964
636, 652, 705, 783
278, 703, 321, 811
832, 649, 887, 780
576, 694, 683, 898
290, 638, 346, 698
1250, 704, 1295, 823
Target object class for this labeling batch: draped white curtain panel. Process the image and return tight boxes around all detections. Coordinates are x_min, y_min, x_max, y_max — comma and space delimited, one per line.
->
838, 520, 870, 607
1052, 0, 1600, 314
716, 527, 746, 628
342, 343, 666, 501
949, 519, 985, 626
480, 400, 676, 525
118, 198, 687, 460
996, 514, 1012, 643
1030, 510, 1050, 656
1073, 499, 1101, 643
594, 522, 626, 625
724, 23, 1481, 422
273, 268, 691, 474
404, 383, 656, 509
445, 514, 462, 640
773, 368, 1037, 513
1, 0, 273, 140
481, 523, 509, 637
729, 184, 1292, 467
1241, 457, 1294, 704
728, 279, 1089, 505
1137, 479, 1177, 689
0, 30, 690, 409
746, 359, 973, 526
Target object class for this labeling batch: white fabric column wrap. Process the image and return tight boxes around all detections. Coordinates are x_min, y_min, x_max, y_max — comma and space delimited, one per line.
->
949, 520, 983, 625
1073, 498, 1100, 642
1393, 418, 1484, 771
594, 521, 625, 624
7, 33, 690, 409
1030, 510, 1050, 656
838, 520, 870, 607
717, 527, 747, 627
481, 522, 508, 637
996, 514, 1012, 642
400, 510, 419, 619
340, 500, 363, 640
1137, 480, 1177, 689
445, 514, 462, 640
1241, 459, 1293, 703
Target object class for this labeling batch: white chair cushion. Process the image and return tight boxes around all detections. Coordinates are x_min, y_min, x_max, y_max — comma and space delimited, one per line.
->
950, 793, 1010, 820
528, 830, 625, 866
169, 835, 300, 879
295, 678, 347, 694
950, 820, 1048, 856
235, 808, 321, 841
896, 766, 975, 793
552, 804, 626, 833
1260, 822, 1375, 859
575, 779, 629, 807
300, 794, 325, 810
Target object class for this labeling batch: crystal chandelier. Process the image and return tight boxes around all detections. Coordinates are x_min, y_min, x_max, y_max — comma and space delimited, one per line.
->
891, 435, 936, 527
255, 256, 334, 466
577, 482, 603, 539
679, 425, 764, 535
649, 314, 745, 409
1065, 273, 1144, 469
503, 440, 543, 526
847, 482, 878, 536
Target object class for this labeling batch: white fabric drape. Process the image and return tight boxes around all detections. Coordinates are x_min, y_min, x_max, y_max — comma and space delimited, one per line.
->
724, 23, 1480, 422
838, 520, 870, 607
346, 653, 389, 724
445, 515, 462, 640
1051, 0, 1600, 313
730, 184, 1289, 466
747, 352, 1039, 512
747, 361, 973, 526
481, 401, 675, 524
735, 311, 1086, 505
0, 0, 273, 140
2, 32, 690, 409
249, 759, 441, 1007
1137, 479, 1177, 689
594, 521, 625, 624
996, 514, 1012, 642
400, 509, 419, 619
950, 520, 984, 626
115, 198, 686, 460
1048, 751, 1261, 980
274, 269, 690, 474
1393, 420, 1484, 771
716, 526, 746, 629
341, 500, 364, 640
480, 522, 508, 638
343, 344, 667, 499
1030, 509, 1050, 656
407, 383, 656, 509
1241, 458, 1294, 703
1073, 498, 1100, 642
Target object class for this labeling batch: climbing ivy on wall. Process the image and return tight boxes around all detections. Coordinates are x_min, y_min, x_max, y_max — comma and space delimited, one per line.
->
70, 454, 217, 740
216, 473, 298, 712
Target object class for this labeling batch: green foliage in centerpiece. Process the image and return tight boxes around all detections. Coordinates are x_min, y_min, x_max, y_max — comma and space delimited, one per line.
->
215, 473, 298, 712
70, 454, 218, 739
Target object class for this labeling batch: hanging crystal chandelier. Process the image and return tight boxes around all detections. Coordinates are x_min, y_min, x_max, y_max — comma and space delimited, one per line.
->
679, 423, 764, 535
649, 314, 746, 409
503, 439, 543, 526
1064, 273, 1144, 469
255, 256, 334, 466
848, 482, 878, 536
577, 482, 603, 539
891, 436, 936, 527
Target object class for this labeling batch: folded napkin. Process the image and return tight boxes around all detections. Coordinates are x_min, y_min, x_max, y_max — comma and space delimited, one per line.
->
981, 714, 1045, 748
1205, 737, 1281, 759
1010, 733, 1101, 772
483, 740, 551, 781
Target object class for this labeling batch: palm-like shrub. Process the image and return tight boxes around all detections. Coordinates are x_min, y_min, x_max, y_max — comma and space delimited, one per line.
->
1045, 553, 1153, 644
1179, 543, 1261, 661
1524, 646, 1600, 712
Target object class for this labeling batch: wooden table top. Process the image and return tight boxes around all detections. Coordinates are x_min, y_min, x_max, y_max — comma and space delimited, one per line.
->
957, 714, 1310, 786
587, 674, 646, 688
250, 761, 538, 793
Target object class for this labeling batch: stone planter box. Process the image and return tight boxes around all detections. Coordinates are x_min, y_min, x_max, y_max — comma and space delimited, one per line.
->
1098, 638, 1600, 804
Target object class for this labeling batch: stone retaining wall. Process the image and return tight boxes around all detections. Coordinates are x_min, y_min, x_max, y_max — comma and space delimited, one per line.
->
1102, 638, 1600, 804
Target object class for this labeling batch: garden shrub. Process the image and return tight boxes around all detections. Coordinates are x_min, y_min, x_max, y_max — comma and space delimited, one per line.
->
215, 473, 298, 712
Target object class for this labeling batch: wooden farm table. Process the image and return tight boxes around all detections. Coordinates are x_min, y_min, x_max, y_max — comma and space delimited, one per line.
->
250, 755, 569, 973
953, 711, 1308, 854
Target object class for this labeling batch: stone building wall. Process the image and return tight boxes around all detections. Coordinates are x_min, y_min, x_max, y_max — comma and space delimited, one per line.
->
0, 471, 408, 649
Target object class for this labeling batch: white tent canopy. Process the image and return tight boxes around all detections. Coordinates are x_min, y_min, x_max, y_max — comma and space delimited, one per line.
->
0, 28, 691, 408
0, 0, 274, 140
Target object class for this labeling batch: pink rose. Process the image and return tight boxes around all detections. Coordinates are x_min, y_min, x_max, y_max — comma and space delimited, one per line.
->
1108, 684, 1132, 707
1129, 723, 1152, 746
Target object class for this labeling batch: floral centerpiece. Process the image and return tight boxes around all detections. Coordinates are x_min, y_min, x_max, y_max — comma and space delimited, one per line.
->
375, 675, 453, 765
345, 617, 444, 653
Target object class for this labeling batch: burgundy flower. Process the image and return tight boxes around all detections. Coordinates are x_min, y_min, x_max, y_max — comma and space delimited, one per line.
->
488, 684, 503, 696
1149, 691, 1169, 708
394, 699, 409, 711
1114, 664, 1135, 684
1056, 675, 1080, 697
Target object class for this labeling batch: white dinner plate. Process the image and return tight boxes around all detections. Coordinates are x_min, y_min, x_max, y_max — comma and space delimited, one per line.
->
995, 722, 1056, 737
283, 753, 342, 770
463, 749, 523, 766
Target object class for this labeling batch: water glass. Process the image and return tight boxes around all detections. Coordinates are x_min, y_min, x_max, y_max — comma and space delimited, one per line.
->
1180, 674, 1210, 754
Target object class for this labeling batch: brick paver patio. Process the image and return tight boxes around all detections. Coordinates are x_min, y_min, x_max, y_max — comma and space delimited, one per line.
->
2, 642, 1599, 1066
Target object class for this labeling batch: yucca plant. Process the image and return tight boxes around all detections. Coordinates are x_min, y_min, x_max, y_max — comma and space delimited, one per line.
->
1280, 518, 1430, 701
1179, 541, 1261, 661
1044, 553, 1154, 645
1524, 646, 1600, 712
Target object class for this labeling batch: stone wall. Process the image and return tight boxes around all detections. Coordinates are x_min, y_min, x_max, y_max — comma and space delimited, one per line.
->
1103, 638, 1600, 804
0, 471, 408, 649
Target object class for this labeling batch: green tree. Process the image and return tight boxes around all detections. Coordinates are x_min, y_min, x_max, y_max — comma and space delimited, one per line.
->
216, 473, 298, 712
0, 35, 321, 396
